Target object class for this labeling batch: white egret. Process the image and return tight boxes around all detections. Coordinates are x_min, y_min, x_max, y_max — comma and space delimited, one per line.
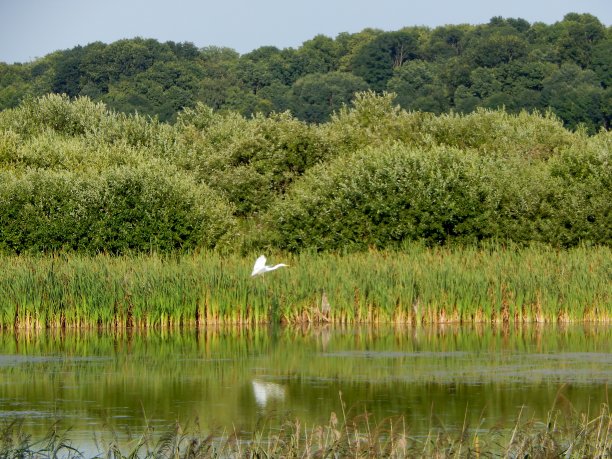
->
251, 255, 288, 277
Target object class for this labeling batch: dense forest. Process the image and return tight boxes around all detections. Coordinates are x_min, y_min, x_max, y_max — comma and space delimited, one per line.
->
0, 13, 610, 255
0, 13, 610, 131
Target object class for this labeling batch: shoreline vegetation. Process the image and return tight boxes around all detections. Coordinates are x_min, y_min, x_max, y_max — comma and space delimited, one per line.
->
1, 403, 610, 458
0, 81, 610, 330
1, 245, 610, 329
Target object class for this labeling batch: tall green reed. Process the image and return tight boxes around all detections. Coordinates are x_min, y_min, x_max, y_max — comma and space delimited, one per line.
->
0, 244, 609, 329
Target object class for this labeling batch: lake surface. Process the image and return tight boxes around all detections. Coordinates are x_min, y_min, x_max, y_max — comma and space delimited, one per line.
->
0, 324, 610, 453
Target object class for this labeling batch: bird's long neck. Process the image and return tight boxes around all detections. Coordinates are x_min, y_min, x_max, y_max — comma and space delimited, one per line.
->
269, 264, 287, 271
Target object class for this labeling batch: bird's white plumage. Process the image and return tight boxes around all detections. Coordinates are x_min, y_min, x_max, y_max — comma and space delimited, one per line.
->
251, 255, 288, 277
252, 255, 267, 276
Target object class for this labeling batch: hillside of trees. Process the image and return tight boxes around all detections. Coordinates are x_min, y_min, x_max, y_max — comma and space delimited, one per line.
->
0, 13, 610, 131
0, 93, 609, 254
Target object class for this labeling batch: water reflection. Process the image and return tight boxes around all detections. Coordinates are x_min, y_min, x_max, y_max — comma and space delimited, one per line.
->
251, 380, 286, 408
0, 324, 609, 447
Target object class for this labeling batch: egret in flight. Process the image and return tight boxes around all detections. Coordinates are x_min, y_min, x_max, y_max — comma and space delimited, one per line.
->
251, 255, 288, 277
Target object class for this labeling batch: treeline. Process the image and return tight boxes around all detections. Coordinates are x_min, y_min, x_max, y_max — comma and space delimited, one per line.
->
0, 93, 609, 254
0, 13, 610, 131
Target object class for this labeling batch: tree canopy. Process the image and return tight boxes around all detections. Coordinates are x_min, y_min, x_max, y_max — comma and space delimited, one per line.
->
0, 13, 610, 130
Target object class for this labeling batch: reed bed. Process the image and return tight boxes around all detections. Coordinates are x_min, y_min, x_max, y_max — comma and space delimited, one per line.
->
1, 403, 610, 458
0, 244, 609, 329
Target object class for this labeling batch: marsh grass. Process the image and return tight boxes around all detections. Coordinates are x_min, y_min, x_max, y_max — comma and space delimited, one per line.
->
0, 244, 610, 329
0, 419, 82, 459
1, 402, 610, 458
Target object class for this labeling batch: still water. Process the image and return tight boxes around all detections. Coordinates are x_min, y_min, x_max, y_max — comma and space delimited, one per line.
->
0, 324, 610, 449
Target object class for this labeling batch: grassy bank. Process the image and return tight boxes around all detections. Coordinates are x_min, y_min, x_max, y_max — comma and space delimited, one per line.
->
1, 404, 610, 458
0, 244, 609, 328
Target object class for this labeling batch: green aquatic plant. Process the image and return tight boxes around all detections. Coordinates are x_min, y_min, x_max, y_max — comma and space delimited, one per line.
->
0, 244, 609, 328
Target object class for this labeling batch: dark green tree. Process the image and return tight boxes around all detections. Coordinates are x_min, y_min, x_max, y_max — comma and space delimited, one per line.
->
424, 25, 470, 60
236, 46, 298, 93
0, 63, 30, 108
466, 33, 528, 67
351, 31, 421, 91
195, 46, 240, 109
335, 28, 383, 71
554, 13, 606, 68
51, 46, 85, 97
295, 35, 340, 75
289, 72, 369, 122
541, 63, 606, 131
590, 36, 612, 87
387, 60, 449, 113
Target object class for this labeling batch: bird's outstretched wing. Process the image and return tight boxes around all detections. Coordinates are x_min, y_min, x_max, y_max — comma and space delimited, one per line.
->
251, 255, 267, 276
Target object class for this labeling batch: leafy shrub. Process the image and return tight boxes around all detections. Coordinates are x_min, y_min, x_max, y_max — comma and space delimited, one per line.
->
265, 139, 610, 251
175, 109, 333, 215
323, 92, 578, 160
421, 107, 578, 158
0, 94, 108, 138
0, 129, 163, 173
0, 94, 608, 254
0, 169, 96, 252
323, 91, 431, 152
92, 165, 235, 252
0, 94, 178, 157
266, 145, 495, 251
546, 131, 611, 246
0, 165, 235, 254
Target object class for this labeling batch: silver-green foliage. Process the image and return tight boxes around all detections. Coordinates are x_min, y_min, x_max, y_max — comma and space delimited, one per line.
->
266, 135, 610, 250
0, 165, 234, 253
0, 92, 609, 254
174, 105, 332, 215
0, 95, 235, 253
267, 145, 495, 250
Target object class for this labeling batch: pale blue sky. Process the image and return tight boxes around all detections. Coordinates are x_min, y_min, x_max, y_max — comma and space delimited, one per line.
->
1, 0, 610, 64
